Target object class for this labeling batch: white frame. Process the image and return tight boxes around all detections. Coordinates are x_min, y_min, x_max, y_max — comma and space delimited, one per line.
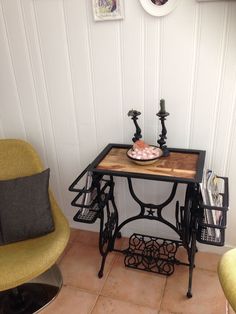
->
92, 0, 124, 21
139, 0, 181, 17
197, 0, 236, 1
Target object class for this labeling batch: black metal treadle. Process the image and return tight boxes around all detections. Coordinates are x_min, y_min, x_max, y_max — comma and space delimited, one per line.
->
124, 234, 182, 276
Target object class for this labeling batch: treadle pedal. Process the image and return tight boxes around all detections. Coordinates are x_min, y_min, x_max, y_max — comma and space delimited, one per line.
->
124, 233, 182, 276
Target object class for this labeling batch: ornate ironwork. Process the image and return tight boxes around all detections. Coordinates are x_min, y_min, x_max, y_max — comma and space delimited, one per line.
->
124, 234, 182, 276
100, 212, 117, 250
125, 177, 180, 236
98, 178, 119, 278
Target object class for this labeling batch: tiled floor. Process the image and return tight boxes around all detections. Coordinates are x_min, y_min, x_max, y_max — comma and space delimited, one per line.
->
41, 229, 229, 314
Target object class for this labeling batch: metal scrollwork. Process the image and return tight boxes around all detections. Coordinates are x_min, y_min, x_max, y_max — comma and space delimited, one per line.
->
100, 212, 117, 250
124, 234, 181, 276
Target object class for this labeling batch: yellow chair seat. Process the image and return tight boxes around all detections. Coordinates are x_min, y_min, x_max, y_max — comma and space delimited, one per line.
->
0, 139, 70, 292
218, 248, 236, 312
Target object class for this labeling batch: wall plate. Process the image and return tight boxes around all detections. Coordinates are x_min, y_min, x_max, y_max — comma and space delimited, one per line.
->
196, 0, 236, 1
139, 0, 181, 17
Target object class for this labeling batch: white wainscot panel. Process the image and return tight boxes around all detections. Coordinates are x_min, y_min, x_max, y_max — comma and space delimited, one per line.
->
63, 0, 98, 168
222, 2, 236, 248
0, 2, 26, 139
34, 0, 82, 217
161, 0, 197, 149
88, 17, 124, 150
121, 0, 145, 145
190, 1, 227, 165
20, 0, 64, 201
143, 17, 161, 146
211, 2, 236, 175
1, 0, 46, 161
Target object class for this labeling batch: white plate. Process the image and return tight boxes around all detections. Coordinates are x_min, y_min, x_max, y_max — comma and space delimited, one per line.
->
139, 0, 180, 17
126, 146, 163, 166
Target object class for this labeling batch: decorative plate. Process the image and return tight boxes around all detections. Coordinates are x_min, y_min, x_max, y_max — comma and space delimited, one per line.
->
127, 146, 163, 165
139, 0, 180, 17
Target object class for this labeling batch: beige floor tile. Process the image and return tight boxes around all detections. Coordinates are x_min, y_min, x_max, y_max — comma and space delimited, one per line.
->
70, 229, 124, 250
113, 235, 125, 250
228, 303, 235, 314
70, 229, 99, 247
120, 236, 129, 249
57, 230, 73, 263
92, 296, 157, 314
59, 241, 117, 293
40, 285, 98, 314
194, 251, 221, 272
161, 266, 226, 314
175, 247, 189, 264
159, 311, 183, 314
175, 248, 221, 272
69, 228, 81, 243
54, 229, 226, 313
101, 255, 166, 309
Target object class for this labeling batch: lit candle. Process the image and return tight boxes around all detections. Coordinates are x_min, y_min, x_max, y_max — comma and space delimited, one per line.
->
160, 99, 166, 113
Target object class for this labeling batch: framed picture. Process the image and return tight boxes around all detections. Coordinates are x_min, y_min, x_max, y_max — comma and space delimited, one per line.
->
139, 0, 180, 17
92, 0, 124, 21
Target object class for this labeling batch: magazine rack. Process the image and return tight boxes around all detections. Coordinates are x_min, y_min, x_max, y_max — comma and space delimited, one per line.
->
69, 166, 113, 224
69, 143, 229, 298
197, 176, 229, 246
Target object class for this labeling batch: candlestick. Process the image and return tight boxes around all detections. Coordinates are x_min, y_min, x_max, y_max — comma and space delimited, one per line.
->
127, 109, 142, 143
160, 99, 166, 113
156, 99, 170, 156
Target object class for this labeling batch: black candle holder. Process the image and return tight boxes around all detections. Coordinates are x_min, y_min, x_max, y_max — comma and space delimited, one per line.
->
128, 109, 142, 143
156, 99, 170, 157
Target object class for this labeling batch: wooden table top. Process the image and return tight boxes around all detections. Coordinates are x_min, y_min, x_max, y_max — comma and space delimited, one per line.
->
96, 147, 201, 181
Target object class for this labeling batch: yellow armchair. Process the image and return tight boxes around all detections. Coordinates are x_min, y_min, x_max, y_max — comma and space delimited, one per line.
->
0, 139, 70, 313
218, 248, 236, 312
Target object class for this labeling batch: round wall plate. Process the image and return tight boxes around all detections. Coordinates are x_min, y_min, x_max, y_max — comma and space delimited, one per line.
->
139, 0, 181, 17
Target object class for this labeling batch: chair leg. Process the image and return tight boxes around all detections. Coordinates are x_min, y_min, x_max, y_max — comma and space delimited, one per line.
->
9, 287, 28, 312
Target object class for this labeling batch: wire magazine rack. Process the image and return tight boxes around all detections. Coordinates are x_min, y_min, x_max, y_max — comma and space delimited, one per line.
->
197, 176, 229, 246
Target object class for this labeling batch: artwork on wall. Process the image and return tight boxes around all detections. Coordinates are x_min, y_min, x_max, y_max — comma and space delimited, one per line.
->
139, 0, 180, 16
92, 0, 124, 21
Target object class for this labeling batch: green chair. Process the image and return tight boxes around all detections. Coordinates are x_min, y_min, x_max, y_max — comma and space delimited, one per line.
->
0, 139, 70, 313
218, 248, 236, 312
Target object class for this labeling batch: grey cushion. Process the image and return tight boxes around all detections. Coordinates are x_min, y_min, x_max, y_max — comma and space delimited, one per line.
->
0, 169, 54, 245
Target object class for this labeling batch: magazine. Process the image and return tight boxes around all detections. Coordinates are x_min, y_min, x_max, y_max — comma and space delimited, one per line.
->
80, 171, 97, 216
200, 169, 223, 240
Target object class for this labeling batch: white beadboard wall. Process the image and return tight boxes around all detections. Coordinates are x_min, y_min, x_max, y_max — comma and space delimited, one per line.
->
0, 0, 236, 252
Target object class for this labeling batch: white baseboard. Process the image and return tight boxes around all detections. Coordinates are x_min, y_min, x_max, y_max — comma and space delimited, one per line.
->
197, 243, 235, 254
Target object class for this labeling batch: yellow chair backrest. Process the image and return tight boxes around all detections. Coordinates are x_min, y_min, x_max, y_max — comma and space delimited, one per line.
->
0, 139, 44, 180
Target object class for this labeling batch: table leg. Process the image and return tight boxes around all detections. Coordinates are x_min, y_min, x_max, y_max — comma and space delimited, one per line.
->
185, 184, 199, 298
98, 177, 118, 278
187, 228, 197, 298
